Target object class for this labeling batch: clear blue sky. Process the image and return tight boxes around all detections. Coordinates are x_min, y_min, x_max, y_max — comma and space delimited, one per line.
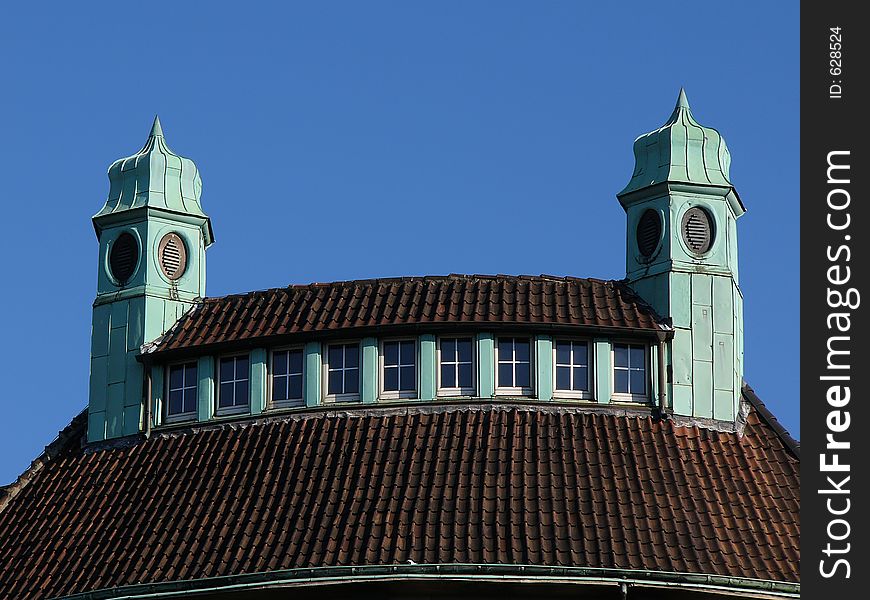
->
0, 1, 798, 484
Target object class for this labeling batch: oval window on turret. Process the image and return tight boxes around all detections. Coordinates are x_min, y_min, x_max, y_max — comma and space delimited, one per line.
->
109, 232, 138, 285
681, 207, 714, 254
636, 209, 662, 257
159, 232, 188, 280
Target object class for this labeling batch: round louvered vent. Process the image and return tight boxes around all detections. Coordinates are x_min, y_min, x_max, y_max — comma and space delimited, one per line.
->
681, 207, 714, 254
109, 232, 138, 284
158, 232, 187, 280
636, 209, 662, 257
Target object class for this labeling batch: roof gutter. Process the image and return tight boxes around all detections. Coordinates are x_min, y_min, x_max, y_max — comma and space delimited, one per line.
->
53, 564, 799, 600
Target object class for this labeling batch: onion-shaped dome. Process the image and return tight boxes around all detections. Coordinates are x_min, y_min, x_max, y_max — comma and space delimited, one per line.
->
93, 116, 213, 244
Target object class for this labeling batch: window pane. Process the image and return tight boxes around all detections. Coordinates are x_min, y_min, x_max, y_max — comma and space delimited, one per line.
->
458, 363, 473, 389
614, 345, 629, 368
288, 374, 303, 399
629, 346, 645, 369
219, 358, 234, 383
183, 387, 197, 413
185, 364, 197, 386
384, 341, 399, 366
384, 366, 398, 391
400, 341, 415, 364
288, 350, 303, 374
273, 376, 288, 401
235, 381, 249, 406
498, 338, 513, 358
573, 344, 588, 366
328, 370, 343, 395
169, 366, 184, 390
556, 366, 571, 390
573, 367, 588, 391
168, 389, 183, 415
344, 345, 359, 369
515, 364, 530, 388
630, 369, 645, 394
272, 351, 288, 376
400, 366, 416, 391
614, 370, 629, 394
441, 364, 456, 388
219, 382, 234, 407
555, 343, 571, 365
328, 346, 344, 368
498, 363, 514, 387
441, 339, 456, 362
514, 339, 530, 362
235, 356, 249, 379
457, 339, 472, 362
344, 368, 359, 393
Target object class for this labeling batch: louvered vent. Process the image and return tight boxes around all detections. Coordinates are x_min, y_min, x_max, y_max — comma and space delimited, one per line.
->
109, 232, 138, 285
636, 209, 662, 257
158, 233, 187, 280
681, 207, 714, 254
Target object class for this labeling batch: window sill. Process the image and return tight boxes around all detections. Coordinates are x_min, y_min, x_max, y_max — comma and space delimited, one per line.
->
215, 405, 251, 417
437, 388, 477, 398
323, 395, 361, 404
164, 412, 197, 424
270, 399, 305, 410
610, 394, 651, 404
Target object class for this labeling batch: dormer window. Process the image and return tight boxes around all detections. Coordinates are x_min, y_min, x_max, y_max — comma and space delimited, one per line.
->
271, 348, 304, 408
438, 337, 475, 396
166, 362, 197, 422
217, 354, 250, 415
554, 340, 592, 399
381, 340, 417, 399
324, 342, 360, 402
612, 343, 648, 401
496, 337, 533, 396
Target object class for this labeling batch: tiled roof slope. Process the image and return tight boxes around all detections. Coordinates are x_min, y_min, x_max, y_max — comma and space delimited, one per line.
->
0, 394, 798, 599
155, 275, 665, 353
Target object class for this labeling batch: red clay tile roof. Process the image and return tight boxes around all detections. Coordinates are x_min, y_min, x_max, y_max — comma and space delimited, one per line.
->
153, 275, 666, 355
0, 391, 798, 599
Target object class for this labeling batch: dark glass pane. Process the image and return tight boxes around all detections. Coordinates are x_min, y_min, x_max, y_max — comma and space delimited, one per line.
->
457, 339, 472, 362
219, 358, 234, 382
168, 390, 183, 415
235, 381, 249, 406
344, 345, 359, 369
497, 339, 513, 358
383, 341, 399, 365
555, 343, 571, 366
614, 345, 629, 368
344, 368, 359, 393
288, 350, 303, 374
515, 364, 530, 388
288, 374, 303, 399
400, 341, 415, 365
614, 370, 629, 394
573, 343, 588, 367
441, 339, 456, 362
573, 367, 588, 391
629, 346, 645, 369
272, 351, 288, 376
219, 382, 234, 407
328, 370, 343, 395
384, 366, 399, 391
328, 346, 344, 368
556, 366, 571, 390
630, 370, 645, 394
441, 364, 456, 388
515, 339, 530, 362
185, 364, 197, 386
498, 363, 514, 387
235, 356, 249, 379
400, 366, 415, 391
169, 366, 184, 390
273, 376, 288, 401
183, 387, 197, 413
458, 363, 473, 389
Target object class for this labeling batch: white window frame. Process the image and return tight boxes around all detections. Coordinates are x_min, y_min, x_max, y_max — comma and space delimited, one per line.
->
611, 342, 650, 403
269, 346, 305, 409
436, 335, 477, 397
494, 335, 535, 397
379, 338, 418, 400
215, 353, 251, 416
322, 340, 361, 403
552, 339, 594, 400
164, 360, 198, 423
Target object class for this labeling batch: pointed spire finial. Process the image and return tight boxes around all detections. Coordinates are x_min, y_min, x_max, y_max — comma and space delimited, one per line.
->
149, 115, 164, 138
676, 87, 690, 110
